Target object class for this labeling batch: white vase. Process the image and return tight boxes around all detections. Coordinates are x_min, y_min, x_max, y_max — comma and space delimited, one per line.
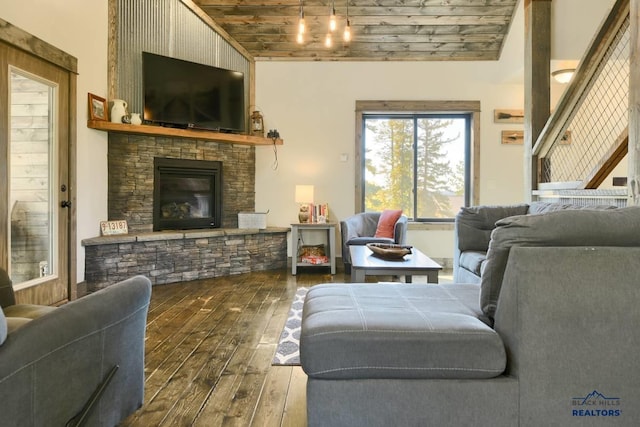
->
130, 113, 142, 125
110, 99, 128, 123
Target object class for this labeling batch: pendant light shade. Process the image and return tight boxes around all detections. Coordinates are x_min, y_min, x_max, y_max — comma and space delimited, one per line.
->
329, 0, 337, 32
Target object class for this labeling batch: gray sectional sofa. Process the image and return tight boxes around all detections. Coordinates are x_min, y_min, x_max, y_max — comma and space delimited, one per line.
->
300, 205, 640, 426
453, 202, 617, 284
0, 272, 152, 426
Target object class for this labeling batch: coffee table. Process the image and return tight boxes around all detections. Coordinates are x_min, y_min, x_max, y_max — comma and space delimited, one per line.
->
349, 245, 442, 283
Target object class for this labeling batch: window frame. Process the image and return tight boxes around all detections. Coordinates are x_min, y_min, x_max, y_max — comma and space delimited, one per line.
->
355, 100, 481, 220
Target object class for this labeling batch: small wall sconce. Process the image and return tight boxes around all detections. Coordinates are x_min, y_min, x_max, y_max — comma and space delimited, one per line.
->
295, 185, 314, 223
551, 69, 575, 84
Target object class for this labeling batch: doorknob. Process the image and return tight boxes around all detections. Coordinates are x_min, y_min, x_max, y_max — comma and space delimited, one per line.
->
61, 200, 72, 208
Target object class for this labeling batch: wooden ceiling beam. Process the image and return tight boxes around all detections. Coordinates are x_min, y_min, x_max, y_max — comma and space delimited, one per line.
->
223, 24, 508, 36
252, 50, 500, 59
213, 15, 511, 26
200, 5, 515, 17
524, 0, 551, 198
197, 0, 517, 6
240, 41, 503, 51
232, 33, 503, 43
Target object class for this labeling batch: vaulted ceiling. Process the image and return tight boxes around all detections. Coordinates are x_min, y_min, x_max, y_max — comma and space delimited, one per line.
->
193, 0, 519, 61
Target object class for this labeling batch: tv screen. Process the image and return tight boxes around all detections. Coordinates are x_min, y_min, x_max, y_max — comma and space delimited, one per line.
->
142, 52, 245, 133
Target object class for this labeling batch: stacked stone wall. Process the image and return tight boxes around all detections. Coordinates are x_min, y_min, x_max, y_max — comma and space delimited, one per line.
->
83, 228, 288, 290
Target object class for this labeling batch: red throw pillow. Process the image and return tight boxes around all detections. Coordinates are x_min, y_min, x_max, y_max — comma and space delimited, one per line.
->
374, 209, 403, 238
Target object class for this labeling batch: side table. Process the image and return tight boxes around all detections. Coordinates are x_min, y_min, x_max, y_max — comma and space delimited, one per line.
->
291, 223, 336, 275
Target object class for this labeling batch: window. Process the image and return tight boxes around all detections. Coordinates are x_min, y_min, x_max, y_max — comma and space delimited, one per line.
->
355, 101, 480, 221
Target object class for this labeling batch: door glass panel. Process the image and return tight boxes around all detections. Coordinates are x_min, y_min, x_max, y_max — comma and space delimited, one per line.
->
9, 69, 57, 287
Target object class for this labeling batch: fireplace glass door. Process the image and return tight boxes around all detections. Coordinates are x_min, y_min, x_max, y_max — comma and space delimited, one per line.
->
153, 158, 222, 230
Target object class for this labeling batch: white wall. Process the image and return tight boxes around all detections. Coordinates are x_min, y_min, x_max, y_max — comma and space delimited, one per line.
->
254, 0, 616, 262
2, 0, 109, 282
254, 61, 526, 260
552, 0, 617, 61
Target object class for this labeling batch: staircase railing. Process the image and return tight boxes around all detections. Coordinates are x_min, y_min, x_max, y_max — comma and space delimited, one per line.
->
532, 0, 629, 202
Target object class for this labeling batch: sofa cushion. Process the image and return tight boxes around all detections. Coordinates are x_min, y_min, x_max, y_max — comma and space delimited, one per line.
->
300, 283, 505, 380
527, 201, 618, 215
0, 308, 6, 345
374, 209, 403, 238
480, 206, 640, 321
458, 250, 487, 277
455, 204, 529, 251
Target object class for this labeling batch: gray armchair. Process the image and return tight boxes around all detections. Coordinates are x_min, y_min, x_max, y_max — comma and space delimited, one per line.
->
340, 212, 408, 273
0, 269, 152, 426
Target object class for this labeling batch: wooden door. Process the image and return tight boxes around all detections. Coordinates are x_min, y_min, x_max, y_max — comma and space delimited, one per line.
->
0, 41, 73, 305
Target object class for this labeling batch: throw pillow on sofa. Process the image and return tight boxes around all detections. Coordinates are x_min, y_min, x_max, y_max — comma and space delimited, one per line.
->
374, 209, 403, 238
480, 206, 640, 322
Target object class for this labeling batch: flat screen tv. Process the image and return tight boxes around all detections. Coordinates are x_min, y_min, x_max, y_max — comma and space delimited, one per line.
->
142, 52, 245, 133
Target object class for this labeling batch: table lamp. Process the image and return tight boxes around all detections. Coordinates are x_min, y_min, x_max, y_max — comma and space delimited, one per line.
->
295, 185, 314, 223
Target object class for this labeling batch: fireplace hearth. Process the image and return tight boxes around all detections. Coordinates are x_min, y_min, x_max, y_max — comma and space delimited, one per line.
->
153, 158, 222, 231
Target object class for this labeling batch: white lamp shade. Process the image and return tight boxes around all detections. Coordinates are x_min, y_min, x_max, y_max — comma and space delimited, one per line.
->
295, 185, 314, 203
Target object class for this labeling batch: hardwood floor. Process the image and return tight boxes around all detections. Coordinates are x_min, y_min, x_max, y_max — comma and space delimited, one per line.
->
120, 267, 452, 426
119, 267, 343, 427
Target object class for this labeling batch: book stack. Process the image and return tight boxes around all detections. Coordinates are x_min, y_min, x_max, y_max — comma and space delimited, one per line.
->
303, 203, 329, 223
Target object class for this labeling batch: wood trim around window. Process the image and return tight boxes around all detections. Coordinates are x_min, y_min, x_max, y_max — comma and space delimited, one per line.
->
354, 100, 481, 214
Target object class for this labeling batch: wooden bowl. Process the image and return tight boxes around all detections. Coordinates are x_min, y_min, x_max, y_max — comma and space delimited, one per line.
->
366, 243, 412, 260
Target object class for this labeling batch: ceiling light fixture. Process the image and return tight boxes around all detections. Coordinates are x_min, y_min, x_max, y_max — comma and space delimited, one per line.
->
325, 33, 333, 48
297, 0, 305, 44
329, 0, 337, 32
343, 1, 351, 42
551, 68, 575, 84
295, 0, 351, 48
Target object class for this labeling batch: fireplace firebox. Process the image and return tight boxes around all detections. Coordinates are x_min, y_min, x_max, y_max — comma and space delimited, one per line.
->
153, 158, 222, 231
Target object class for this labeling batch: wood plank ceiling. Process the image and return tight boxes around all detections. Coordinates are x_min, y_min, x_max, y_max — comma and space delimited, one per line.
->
193, 0, 519, 61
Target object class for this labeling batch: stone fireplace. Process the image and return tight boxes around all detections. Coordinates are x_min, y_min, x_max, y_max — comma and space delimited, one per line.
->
108, 133, 255, 232
153, 157, 222, 231
83, 132, 288, 290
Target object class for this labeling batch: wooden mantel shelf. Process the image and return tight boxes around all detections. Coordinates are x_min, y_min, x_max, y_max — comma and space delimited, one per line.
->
87, 120, 283, 146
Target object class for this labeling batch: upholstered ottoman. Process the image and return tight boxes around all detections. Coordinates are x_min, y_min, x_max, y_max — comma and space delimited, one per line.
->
300, 283, 506, 380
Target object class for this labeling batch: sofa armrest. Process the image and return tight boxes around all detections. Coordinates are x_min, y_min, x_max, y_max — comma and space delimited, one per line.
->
0, 268, 16, 309
453, 204, 528, 282
341, 216, 364, 264
393, 215, 408, 245
0, 275, 152, 427
340, 214, 366, 243
494, 246, 640, 422
454, 204, 529, 252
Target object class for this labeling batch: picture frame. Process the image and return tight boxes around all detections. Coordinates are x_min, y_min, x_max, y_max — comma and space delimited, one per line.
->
88, 93, 108, 121
494, 109, 524, 124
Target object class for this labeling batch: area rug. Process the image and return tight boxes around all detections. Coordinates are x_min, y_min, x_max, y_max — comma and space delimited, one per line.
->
272, 287, 308, 366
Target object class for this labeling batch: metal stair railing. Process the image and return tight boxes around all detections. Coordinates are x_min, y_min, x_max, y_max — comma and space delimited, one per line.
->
532, 0, 630, 201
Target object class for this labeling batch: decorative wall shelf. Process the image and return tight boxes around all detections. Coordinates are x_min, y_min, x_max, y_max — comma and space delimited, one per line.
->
87, 120, 283, 146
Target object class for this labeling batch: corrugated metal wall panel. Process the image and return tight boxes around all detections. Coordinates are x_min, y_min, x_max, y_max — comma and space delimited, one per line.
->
116, 0, 250, 120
